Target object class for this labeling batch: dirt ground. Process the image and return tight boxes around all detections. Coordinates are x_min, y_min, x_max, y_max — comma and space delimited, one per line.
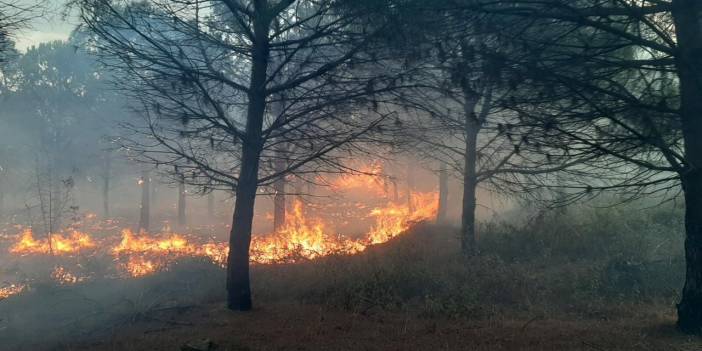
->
56, 302, 701, 351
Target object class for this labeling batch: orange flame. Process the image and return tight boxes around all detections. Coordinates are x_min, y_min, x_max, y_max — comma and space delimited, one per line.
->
330, 162, 387, 196
6, 162, 439, 285
251, 200, 366, 263
367, 192, 439, 244
6, 191, 437, 279
10, 228, 95, 255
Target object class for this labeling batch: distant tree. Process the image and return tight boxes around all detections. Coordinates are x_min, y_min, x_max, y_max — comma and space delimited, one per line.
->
0, 0, 36, 65
138, 169, 150, 231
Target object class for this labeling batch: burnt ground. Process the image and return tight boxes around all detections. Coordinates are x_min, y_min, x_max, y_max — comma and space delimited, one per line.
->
61, 302, 699, 351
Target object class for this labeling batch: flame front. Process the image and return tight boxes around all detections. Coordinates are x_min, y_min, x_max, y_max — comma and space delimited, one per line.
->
4, 165, 439, 293
10, 228, 95, 255
368, 192, 439, 244
251, 200, 367, 263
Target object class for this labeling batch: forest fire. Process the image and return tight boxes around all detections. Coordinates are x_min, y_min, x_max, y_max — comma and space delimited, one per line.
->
1, 185, 438, 299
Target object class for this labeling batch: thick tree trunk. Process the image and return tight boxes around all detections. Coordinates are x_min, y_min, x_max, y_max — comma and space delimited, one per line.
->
138, 170, 150, 232
460, 89, 480, 255
672, 0, 702, 333
227, 9, 270, 311
436, 162, 449, 224
177, 179, 186, 229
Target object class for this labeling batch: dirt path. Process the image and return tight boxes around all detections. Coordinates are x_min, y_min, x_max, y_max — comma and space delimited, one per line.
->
58, 303, 701, 351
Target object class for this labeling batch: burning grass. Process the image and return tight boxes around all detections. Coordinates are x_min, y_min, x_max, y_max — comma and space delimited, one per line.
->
0, 191, 439, 299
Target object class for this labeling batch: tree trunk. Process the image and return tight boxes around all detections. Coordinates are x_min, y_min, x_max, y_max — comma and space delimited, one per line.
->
177, 179, 186, 229
227, 9, 270, 311
460, 89, 480, 255
273, 176, 286, 232
151, 182, 157, 210
436, 162, 449, 224
672, 0, 702, 333
272, 98, 287, 232
208, 192, 215, 218
0, 186, 4, 221
139, 170, 150, 232
102, 152, 111, 218
406, 161, 415, 213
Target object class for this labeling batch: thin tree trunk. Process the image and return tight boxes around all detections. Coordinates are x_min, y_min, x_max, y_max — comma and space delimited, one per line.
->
208, 191, 215, 218
672, 0, 702, 333
151, 182, 157, 210
406, 161, 415, 212
227, 9, 270, 311
0, 187, 4, 221
102, 152, 111, 218
177, 179, 186, 229
460, 88, 480, 255
139, 170, 150, 232
436, 162, 449, 224
272, 98, 286, 232
273, 175, 286, 232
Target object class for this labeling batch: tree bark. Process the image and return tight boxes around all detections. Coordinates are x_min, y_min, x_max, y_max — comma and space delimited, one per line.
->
460, 88, 480, 255
227, 7, 271, 311
672, 0, 702, 333
139, 170, 150, 232
177, 179, 186, 229
436, 162, 449, 224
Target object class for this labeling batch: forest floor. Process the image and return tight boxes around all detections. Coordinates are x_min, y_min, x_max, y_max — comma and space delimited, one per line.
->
63, 302, 698, 351
3, 219, 702, 350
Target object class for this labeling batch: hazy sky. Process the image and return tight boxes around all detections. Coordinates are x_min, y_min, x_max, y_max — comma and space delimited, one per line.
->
15, 0, 75, 52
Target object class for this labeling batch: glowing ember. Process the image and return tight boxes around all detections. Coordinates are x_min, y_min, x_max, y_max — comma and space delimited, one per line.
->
0, 284, 26, 300
51, 266, 85, 285
122, 256, 158, 277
